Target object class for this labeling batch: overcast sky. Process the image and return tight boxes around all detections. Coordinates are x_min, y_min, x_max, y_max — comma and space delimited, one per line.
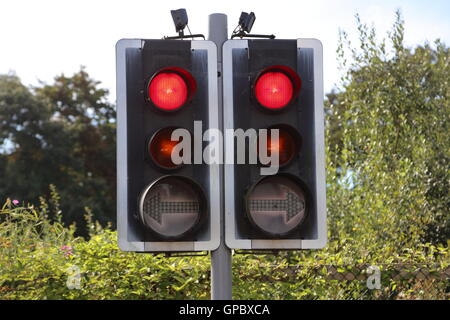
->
1, 0, 449, 102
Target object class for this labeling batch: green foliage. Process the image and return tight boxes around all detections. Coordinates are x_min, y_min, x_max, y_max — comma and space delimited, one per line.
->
0, 197, 211, 300
0, 68, 116, 233
0, 199, 448, 300
326, 10, 449, 246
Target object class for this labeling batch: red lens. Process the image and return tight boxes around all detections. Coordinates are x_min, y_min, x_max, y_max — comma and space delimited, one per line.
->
266, 129, 297, 166
255, 71, 293, 109
258, 126, 300, 167
148, 72, 188, 110
149, 127, 183, 169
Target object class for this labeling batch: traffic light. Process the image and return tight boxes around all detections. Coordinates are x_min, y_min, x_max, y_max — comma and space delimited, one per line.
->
116, 39, 220, 252
223, 39, 326, 250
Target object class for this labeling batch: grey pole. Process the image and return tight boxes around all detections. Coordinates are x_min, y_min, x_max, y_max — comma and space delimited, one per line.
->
208, 13, 232, 300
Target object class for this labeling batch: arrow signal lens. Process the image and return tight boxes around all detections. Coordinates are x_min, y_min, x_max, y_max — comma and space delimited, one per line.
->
246, 175, 307, 237
139, 176, 206, 239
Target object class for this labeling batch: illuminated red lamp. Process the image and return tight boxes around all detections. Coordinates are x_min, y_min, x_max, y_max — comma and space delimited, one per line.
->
147, 68, 196, 111
254, 66, 301, 110
149, 127, 186, 169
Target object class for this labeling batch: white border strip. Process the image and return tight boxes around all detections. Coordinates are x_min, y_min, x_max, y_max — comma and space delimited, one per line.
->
116, 39, 144, 252
192, 40, 220, 251
223, 40, 252, 249
298, 38, 327, 249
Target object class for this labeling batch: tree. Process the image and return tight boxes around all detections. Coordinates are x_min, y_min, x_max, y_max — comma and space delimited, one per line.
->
325, 11, 449, 248
0, 68, 116, 234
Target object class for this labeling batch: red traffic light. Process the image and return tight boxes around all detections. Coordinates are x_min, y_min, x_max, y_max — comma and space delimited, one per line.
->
147, 68, 196, 111
254, 66, 301, 110
149, 127, 185, 169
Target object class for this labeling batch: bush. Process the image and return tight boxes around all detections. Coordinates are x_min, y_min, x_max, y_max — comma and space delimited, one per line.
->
0, 191, 448, 300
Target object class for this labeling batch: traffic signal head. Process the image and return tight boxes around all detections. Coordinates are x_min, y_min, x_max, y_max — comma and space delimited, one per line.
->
116, 39, 220, 252
223, 39, 326, 250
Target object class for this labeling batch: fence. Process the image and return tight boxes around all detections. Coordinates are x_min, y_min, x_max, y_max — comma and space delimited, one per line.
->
239, 263, 450, 300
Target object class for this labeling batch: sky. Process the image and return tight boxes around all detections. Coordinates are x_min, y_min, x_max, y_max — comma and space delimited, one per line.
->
1, 0, 449, 102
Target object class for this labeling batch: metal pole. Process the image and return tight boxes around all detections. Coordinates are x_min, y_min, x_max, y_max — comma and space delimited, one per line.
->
208, 13, 232, 300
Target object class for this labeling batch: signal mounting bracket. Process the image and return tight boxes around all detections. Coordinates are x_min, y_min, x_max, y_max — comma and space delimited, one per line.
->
163, 32, 206, 40
231, 31, 275, 39
164, 8, 205, 40
231, 11, 275, 39
164, 251, 209, 258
